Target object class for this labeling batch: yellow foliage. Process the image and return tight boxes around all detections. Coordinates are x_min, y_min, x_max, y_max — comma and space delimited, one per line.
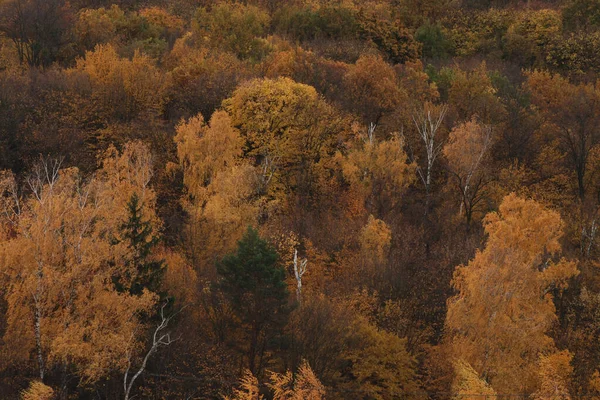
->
452, 359, 496, 400
448, 62, 505, 124
72, 44, 168, 120
0, 142, 161, 383
340, 317, 419, 399
360, 215, 392, 265
446, 194, 579, 394
175, 111, 257, 272
533, 351, 573, 400
590, 370, 600, 394
341, 134, 415, 217
444, 118, 492, 179
139, 7, 184, 34
225, 370, 263, 400
269, 360, 325, 400
20, 381, 54, 400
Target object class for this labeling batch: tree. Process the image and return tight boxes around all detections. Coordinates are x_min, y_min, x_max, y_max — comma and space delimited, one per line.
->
268, 360, 325, 400
340, 131, 415, 219
224, 77, 347, 202
0, 0, 74, 67
446, 194, 579, 394
123, 300, 181, 400
526, 70, 600, 201
0, 142, 161, 388
0, 155, 158, 385
339, 316, 419, 399
166, 41, 250, 120
224, 370, 263, 400
293, 249, 307, 305
356, 10, 421, 65
217, 227, 289, 375
73, 44, 168, 122
403, 102, 448, 213
448, 62, 505, 125
357, 215, 392, 288
533, 351, 573, 400
225, 361, 325, 400
343, 54, 406, 127
193, 2, 270, 61
174, 111, 257, 272
117, 193, 164, 296
443, 118, 494, 226
20, 381, 54, 400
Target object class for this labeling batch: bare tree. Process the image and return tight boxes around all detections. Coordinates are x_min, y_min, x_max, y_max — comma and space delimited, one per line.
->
293, 249, 307, 305
124, 300, 182, 400
403, 103, 448, 214
360, 122, 377, 146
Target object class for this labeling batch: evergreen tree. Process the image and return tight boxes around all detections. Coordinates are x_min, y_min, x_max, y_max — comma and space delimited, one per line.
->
217, 226, 289, 375
120, 193, 164, 296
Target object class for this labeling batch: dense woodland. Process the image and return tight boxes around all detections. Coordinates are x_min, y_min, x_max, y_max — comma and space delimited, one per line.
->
3, 0, 600, 398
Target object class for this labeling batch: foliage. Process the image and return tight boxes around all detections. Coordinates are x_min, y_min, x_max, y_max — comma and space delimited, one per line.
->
416, 22, 452, 60
20, 381, 55, 400
217, 227, 289, 374
272, 4, 360, 42
193, 2, 271, 61
446, 194, 579, 394
4, 0, 600, 397
72, 43, 168, 121
452, 359, 496, 400
356, 11, 421, 64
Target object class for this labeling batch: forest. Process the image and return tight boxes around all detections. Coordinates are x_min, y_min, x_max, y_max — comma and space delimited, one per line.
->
1, 0, 600, 398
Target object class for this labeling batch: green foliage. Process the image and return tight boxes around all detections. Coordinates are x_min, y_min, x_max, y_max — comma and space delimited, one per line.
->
217, 226, 289, 374
545, 31, 600, 76
416, 22, 452, 60
563, 0, 600, 31
75, 5, 183, 58
503, 9, 562, 67
272, 4, 360, 42
193, 2, 271, 61
119, 193, 164, 296
441, 9, 514, 57
217, 227, 287, 307
425, 65, 456, 102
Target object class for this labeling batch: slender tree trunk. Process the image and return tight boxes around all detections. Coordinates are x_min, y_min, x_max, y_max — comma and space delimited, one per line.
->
34, 263, 45, 382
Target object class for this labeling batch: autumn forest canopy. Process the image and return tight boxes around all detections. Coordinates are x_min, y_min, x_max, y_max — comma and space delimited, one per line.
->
3, 0, 600, 398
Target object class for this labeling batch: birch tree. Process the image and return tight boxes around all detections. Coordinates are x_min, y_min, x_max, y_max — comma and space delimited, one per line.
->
293, 249, 307, 305
443, 118, 494, 226
404, 102, 448, 213
446, 194, 578, 394
0, 143, 160, 385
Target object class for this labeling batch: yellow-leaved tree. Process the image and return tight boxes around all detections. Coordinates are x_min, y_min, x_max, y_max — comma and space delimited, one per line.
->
443, 118, 494, 226
0, 142, 160, 385
174, 110, 257, 273
446, 194, 578, 394
224, 77, 347, 203
340, 130, 415, 219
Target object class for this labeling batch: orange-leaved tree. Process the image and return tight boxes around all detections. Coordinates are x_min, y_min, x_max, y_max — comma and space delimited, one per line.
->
0, 142, 160, 385
446, 194, 578, 394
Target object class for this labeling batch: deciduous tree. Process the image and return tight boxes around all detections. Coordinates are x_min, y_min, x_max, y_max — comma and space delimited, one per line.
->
446, 194, 578, 394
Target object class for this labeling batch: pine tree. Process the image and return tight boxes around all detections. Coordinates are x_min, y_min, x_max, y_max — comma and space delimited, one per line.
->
120, 192, 164, 296
217, 226, 289, 375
